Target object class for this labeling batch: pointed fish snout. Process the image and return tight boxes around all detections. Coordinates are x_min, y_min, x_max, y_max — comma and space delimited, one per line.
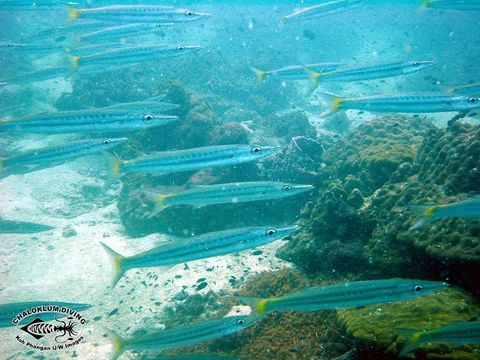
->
295, 184, 315, 191
282, 224, 302, 237
197, 12, 212, 18
110, 137, 129, 143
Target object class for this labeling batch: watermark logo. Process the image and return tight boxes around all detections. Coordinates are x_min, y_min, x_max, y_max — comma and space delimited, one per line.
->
13, 305, 87, 352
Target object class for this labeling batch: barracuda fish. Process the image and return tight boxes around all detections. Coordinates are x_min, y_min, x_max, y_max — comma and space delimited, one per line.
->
251, 62, 343, 82
423, 0, 480, 10
66, 43, 126, 57
101, 225, 299, 286
306, 60, 435, 92
0, 111, 176, 134
282, 0, 361, 26
79, 22, 173, 43
0, 218, 54, 234
397, 320, 480, 357
237, 279, 447, 316
317, 92, 480, 117
0, 301, 91, 328
408, 196, 480, 230
69, 5, 211, 23
0, 67, 69, 88
29, 21, 108, 42
144, 181, 314, 216
0, 43, 64, 55
109, 144, 281, 176
447, 82, 480, 95
71, 45, 201, 70
0, 137, 127, 177
106, 315, 255, 360
103, 100, 180, 113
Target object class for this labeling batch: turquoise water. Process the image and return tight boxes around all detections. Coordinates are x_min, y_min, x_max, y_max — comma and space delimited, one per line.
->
1, 1, 479, 359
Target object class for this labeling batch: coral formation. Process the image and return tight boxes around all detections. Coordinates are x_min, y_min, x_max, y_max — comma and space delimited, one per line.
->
337, 287, 480, 358
279, 116, 434, 274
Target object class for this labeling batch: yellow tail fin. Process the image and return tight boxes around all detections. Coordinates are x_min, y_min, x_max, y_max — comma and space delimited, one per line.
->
303, 66, 323, 94
251, 67, 267, 83
397, 329, 423, 357
317, 92, 343, 117
103, 328, 126, 360
99, 242, 126, 288
143, 190, 171, 217
72, 55, 80, 71
236, 295, 268, 317
69, 8, 80, 21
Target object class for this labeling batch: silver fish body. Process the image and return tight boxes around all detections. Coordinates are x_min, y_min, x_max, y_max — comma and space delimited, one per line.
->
319, 92, 480, 117
117, 144, 281, 175
409, 196, 480, 229
0, 110, 176, 134
283, 0, 361, 24
252, 62, 343, 81
238, 279, 447, 316
398, 320, 480, 356
0, 67, 69, 87
79, 23, 173, 42
73, 45, 201, 69
0, 43, 64, 54
66, 43, 127, 57
101, 225, 300, 286
146, 181, 313, 215
0, 219, 54, 234
69, 5, 211, 23
106, 315, 256, 360
2, 137, 127, 172
308, 60, 434, 89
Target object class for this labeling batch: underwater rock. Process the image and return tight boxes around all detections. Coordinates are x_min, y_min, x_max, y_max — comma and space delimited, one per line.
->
261, 136, 328, 185
337, 287, 480, 358
279, 116, 434, 274
209, 122, 251, 145
365, 123, 480, 295
259, 111, 317, 142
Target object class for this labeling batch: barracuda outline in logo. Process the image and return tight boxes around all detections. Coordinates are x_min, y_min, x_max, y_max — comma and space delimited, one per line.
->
12, 305, 87, 352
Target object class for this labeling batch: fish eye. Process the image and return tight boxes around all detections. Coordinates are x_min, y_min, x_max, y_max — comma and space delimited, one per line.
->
103, 139, 111, 145
251, 146, 261, 154
266, 228, 276, 236
283, 185, 292, 192
144, 114, 154, 122
468, 97, 478, 104
186, 11, 194, 16
414, 285, 423, 292
237, 319, 245, 325
177, 45, 185, 51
